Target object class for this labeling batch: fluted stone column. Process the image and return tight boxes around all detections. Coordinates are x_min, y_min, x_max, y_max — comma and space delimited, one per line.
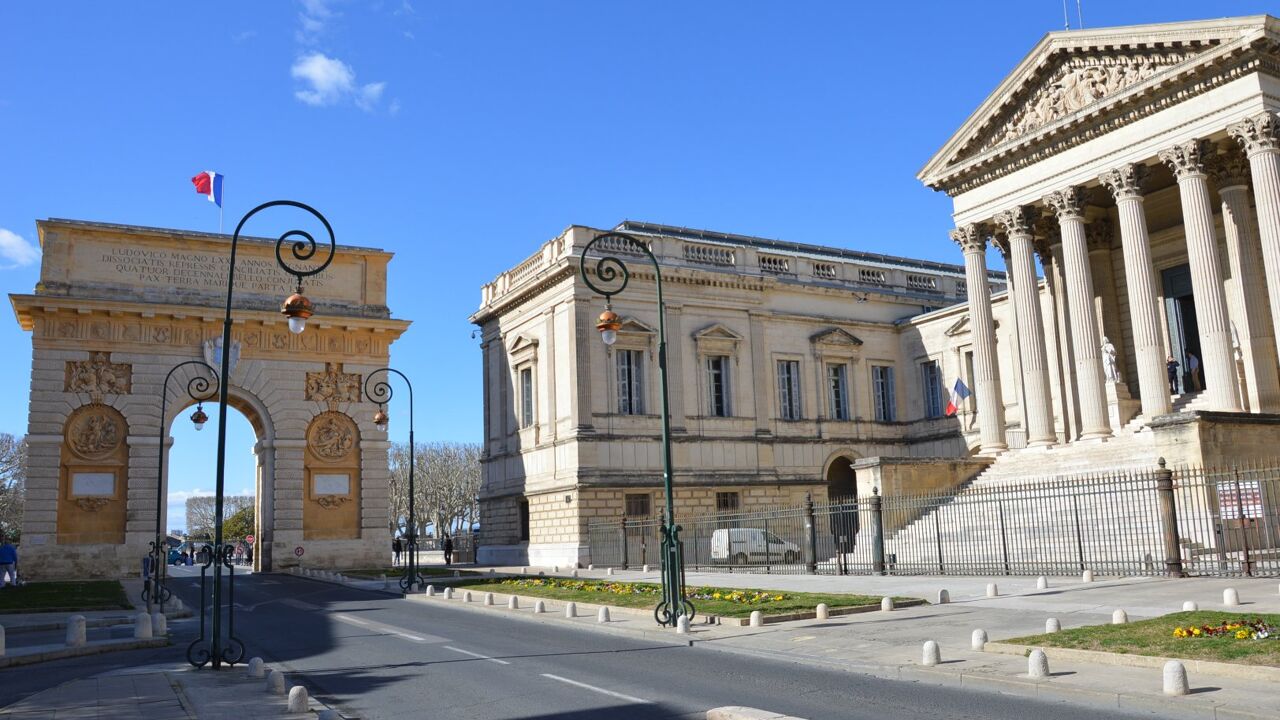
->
951, 225, 1006, 454
1229, 112, 1280, 385
1043, 186, 1112, 439
1036, 237, 1073, 442
1099, 164, 1172, 418
994, 208, 1055, 446
1208, 147, 1280, 412
1158, 139, 1242, 412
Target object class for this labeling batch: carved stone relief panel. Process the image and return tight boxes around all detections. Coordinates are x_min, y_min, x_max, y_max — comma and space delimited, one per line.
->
305, 362, 362, 410
66, 406, 124, 460
307, 411, 358, 462
64, 352, 131, 401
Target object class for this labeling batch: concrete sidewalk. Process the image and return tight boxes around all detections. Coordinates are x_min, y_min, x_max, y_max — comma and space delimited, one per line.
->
406, 565, 1280, 719
0, 663, 340, 719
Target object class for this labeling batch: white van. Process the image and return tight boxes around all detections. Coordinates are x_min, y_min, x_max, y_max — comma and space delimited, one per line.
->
710, 528, 802, 565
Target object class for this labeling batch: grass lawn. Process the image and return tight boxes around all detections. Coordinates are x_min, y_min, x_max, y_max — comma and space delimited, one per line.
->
0, 580, 132, 614
1004, 611, 1280, 666
342, 566, 480, 579
450, 577, 905, 619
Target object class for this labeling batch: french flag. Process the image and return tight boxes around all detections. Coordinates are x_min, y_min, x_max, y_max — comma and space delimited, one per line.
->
945, 378, 971, 416
191, 171, 224, 208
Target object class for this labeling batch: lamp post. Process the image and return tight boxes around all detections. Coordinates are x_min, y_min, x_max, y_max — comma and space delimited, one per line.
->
146, 360, 218, 614
579, 232, 693, 626
187, 201, 337, 669
364, 368, 423, 592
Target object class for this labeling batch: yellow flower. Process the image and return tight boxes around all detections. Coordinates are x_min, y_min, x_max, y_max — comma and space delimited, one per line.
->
1235, 629, 1250, 640
773, 595, 784, 602
1191, 627, 1202, 637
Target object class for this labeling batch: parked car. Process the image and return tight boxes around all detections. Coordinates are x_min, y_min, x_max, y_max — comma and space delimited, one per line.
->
167, 549, 183, 565
710, 528, 801, 565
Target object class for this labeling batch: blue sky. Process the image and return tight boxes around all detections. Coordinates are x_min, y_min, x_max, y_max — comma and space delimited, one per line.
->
0, 1, 1268, 529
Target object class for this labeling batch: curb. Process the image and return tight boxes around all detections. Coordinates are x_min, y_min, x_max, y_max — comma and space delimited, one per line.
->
984, 641, 1280, 683
0, 637, 169, 668
2, 609, 193, 634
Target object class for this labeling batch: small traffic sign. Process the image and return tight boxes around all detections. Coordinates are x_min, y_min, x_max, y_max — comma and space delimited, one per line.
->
294, 546, 304, 557
245, 535, 255, 545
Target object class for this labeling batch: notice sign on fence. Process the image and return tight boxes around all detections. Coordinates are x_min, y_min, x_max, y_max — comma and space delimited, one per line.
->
1219, 480, 1264, 519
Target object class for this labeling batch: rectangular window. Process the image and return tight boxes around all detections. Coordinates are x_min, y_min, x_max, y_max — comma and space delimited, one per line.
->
519, 367, 534, 428
827, 363, 850, 421
624, 493, 651, 517
872, 364, 896, 422
921, 360, 944, 418
715, 491, 740, 512
518, 499, 530, 542
616, 349, 644, 415
776, 359, 802, 420
707, 356, 730, 417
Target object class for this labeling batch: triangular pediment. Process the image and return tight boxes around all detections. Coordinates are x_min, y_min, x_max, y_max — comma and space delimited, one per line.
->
693, 323, 743, 342
944, 316, 970, 337
810, 328, 863, 346
618, 317, 655, 335
919, 15, 1276, 190
509, 334, 538, 353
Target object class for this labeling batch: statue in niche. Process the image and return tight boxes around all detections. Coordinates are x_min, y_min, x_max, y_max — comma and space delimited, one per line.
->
1101, 336, 1121, 384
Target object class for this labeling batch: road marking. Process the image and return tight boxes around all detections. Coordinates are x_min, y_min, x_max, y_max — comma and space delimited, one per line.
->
540, 674, 652, 704
443, 646, 511, 665
332, 613, 447, 644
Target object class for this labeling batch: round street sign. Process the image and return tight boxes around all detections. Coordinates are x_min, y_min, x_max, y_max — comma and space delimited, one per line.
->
245, 535, 255, 545
294, 546, 304, 557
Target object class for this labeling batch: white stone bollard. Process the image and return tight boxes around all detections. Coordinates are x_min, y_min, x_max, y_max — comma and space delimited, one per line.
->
1045, 618, 1061, 633
937, 589, 950, 604
443, 587, 454, 600
607, 567, 615, 576
816, 603, 829, 620
749, 611, 763, 627
133, 612, 153, 639
484, 592, 494, 606
454, 570, 461, 578
587, 564, 594, 571
172, 597, 184, 612
971, 629, 987, 652
65, 615, 86, 647
380, 574, 389, 590
552, 566, 559, 573
677, 616, 690, 635
571, 570, 579, 578
534, 600, 546, 614
1036, 576, 1048, 590
508, 596, 519, 610
986, 583, 998, 598
881, 597, 894, 612
266, 670, 286, 695
287, 685, 308, 712
597, 607, 610, 623
1163, 660, 1190, 696
922, 640, 941, 666
151, 611, 167, 636
247, 657, 265, 678
425, 585, 436, 597
1028, 649, 1050, 679
565, 602, 577, 619
1112, 609, 1128, 624
642, 564, 650, 573
463, 591, 473, 602
1223, 588, 1240, 606
520, 567, 528, 575
1144, 553, 1155, 572
1183, 601, 1198, 611
1082, 569, 1095, 583
410, 582, 420, 594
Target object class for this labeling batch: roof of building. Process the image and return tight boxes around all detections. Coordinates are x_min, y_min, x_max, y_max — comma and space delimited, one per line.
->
39, 218, 392, 255
614, 220, 1004, 279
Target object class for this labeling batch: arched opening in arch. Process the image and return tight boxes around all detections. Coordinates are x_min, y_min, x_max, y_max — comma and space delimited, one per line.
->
824, 455, 859, 556
164, 390, 271, 571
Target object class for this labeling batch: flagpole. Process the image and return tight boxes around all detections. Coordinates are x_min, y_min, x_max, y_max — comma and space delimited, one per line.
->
219, 181, 225, 234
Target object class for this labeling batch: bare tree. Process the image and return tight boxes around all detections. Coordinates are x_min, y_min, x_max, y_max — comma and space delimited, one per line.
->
0, 434, 27, 541
387, 441, 480, 539
185, 495, 253, 539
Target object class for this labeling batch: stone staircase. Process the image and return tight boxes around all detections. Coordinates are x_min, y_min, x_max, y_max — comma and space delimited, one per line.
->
875, 392, 1212, 574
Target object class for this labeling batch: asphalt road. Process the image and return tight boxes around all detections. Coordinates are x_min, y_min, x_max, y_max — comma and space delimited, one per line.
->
149, 573, 1159, 720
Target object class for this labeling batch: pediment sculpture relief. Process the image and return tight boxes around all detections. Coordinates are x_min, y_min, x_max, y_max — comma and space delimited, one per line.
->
305, 363, 362, 410
975, 49, 1202, 154
308, 412, 357, 462
65, 352, 131, 401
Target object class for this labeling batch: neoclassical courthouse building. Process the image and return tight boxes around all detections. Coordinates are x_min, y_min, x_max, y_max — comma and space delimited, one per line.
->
473, 15, 1280, 566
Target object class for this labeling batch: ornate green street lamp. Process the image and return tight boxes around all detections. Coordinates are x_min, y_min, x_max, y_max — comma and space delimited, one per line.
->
364, 368, 423, 592
187, 201, 336, 669
579, 232, 694, 626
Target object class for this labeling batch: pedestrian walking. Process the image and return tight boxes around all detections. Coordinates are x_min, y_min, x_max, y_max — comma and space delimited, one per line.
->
1167, 355, 1181, 395
245, 545, 253, 566
392, 536, 403, 567
442, 534, 454, 565
1187, 352, 1201, 391
0, 535, 17, 588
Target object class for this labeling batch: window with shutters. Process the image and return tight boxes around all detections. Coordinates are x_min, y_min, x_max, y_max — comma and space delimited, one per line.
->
827, 363, 850, 421
616, 349, 644, 415
776, 359, 802, 420
872, 364, 896, 422
707, 356, 730, 417
920, 360, 944, 418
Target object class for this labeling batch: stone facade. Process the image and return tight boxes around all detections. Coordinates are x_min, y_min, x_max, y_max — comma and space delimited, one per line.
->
471, 221, 1007, 566
12, 218, 410, 579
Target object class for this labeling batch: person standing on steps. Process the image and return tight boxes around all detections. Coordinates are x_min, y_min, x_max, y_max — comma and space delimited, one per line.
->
1187, 352, 1202, 392
1167, 355, 1181, 395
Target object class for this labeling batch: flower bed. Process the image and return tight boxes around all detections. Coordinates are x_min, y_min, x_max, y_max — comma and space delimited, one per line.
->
452, 576, 896, 619
1172, 617, 1273, 640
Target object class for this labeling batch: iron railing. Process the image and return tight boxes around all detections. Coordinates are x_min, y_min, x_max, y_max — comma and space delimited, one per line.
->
584, 461, 1280, 578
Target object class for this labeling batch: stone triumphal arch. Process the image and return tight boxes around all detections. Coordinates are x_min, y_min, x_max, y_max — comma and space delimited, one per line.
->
10, 218, 410, 579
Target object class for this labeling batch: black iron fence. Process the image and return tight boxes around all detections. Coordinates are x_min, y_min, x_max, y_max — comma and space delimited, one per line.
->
585, 461, 1280, 578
